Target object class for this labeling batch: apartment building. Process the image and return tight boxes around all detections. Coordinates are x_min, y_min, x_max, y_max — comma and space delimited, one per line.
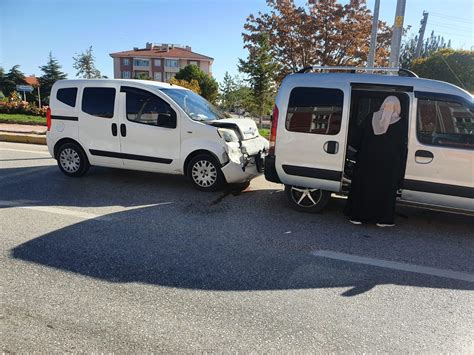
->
109, 42, 213, 82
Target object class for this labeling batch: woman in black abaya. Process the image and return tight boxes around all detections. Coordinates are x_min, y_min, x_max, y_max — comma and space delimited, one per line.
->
344, 96, 408, 227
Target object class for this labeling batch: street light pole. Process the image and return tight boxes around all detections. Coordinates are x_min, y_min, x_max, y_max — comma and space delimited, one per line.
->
367, 0, 381, 68
389, 0, 407, 68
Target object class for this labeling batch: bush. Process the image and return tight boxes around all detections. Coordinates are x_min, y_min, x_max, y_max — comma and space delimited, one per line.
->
0, 100, 48, 117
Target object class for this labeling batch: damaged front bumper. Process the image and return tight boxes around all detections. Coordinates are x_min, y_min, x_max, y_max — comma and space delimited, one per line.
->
221, 136, 268, 184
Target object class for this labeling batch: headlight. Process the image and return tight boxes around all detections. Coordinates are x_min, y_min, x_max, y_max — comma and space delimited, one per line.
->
217, 128, 239, 143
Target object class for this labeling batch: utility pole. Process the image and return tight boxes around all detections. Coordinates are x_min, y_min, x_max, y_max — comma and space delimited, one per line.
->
367, 0, 381, 67
415, 11, 429, 59
389, 0, 407, 68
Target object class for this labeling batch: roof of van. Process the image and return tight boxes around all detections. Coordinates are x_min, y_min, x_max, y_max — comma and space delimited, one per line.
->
282, 73, 473, 101
53, 79, 187, 90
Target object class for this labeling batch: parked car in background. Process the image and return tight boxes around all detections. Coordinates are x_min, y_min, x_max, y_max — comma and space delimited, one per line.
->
46, 79, 268, 191
265, 67, 474, 214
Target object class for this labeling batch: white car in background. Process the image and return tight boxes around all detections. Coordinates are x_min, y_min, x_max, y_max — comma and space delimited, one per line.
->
46, 79, 268, 191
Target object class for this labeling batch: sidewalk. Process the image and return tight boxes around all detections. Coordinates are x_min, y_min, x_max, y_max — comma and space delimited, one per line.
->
0, 123, 47, 145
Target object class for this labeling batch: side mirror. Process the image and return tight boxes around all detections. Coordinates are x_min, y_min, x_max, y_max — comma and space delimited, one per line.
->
156, 113, 177, 129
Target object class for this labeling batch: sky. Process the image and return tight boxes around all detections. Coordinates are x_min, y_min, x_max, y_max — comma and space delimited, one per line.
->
1, 0, 473, 84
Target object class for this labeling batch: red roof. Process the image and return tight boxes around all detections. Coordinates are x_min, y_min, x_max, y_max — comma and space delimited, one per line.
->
110, 47, 213, 61
25, 75, 39, 87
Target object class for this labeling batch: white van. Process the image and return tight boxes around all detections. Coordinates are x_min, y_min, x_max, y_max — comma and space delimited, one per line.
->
46, 79, 268, 191
264, 67, 473, 214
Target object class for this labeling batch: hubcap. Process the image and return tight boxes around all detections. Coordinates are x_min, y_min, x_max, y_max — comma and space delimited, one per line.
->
290, 186, 322, 207
192, 160, 217, 187
59, 148, 81, 173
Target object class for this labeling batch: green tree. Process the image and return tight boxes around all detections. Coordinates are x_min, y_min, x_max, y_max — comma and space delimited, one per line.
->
39, 52, 67, 104
175, 64, 219, 103
411, 49, 473, 92
73, 46, 102, 79
238, 34, 277, 125
219, 72, 237, 111
0, 67, 5, 98
400, 31, 450, 69
1, 65, 27, 97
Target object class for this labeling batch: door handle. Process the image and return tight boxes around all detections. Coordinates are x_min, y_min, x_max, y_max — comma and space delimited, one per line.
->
324, 141, 339, 154
111, 123, 117, 136
415, 150, 434, 164
120, 124, 127, 137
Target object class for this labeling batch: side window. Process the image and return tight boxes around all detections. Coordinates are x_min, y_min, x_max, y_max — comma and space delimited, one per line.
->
122, 87, 177, 129
417, 99, 474, 150
82, 87, 116, 118
286, 87, 344, 135
57, 88, 78, 107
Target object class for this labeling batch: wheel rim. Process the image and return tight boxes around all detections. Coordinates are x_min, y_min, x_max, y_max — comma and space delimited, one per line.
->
59, 148, 81, 173
191, 160, 218, 187
290, 186, 323, 208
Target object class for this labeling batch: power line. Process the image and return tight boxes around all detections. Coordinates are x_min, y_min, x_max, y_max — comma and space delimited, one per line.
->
429, 31, 474, 39
430, 12, 473, 24
429, 19, 473, 28
430, 22, 472, 32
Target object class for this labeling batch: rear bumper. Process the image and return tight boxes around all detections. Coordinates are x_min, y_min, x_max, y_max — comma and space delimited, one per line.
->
264, 155, 281, 183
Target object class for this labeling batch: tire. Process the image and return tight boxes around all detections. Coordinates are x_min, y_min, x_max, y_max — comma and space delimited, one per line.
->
187, 154, 225, 192
56, 142, 90, 177
285, 185, 330, 213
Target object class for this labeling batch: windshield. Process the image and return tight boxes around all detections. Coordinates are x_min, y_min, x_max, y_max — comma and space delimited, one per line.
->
161, 88, 226, 121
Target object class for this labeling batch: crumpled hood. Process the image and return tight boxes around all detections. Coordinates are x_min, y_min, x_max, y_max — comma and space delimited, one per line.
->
209, 118, 259, 140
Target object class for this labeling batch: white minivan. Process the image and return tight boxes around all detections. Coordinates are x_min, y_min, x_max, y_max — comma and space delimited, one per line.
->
46, 79, 268, 191
265, 67, 473, 214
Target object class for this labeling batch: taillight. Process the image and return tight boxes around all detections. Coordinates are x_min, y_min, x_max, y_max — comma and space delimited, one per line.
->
46, 108, 51, 131
268, 105, 278, 155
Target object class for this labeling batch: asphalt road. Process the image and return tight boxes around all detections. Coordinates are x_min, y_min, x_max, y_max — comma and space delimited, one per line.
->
1, 141, 473, 353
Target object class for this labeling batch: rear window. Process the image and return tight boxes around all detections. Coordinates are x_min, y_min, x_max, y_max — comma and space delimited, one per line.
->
57, 88, 77, 107
286, 87, 344, 135
82, 87, 116, 118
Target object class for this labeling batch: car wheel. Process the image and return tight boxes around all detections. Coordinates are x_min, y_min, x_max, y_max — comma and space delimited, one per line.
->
187, 154, 225, 191
57, 142, 90, 177
285, 185, 330, 213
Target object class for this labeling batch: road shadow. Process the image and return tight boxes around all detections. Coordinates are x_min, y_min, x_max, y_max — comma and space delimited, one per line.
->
10, 200, 474, 296
0, 164, 250, 208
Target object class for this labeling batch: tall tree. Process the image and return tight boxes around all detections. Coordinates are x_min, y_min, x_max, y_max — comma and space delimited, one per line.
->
72, 46, 102, 79
411, 49, 473, 92
400, 31, 450, 69
39, 52, 67, 104
219, 72, 237, 111
1, 65, 26, 97
0, 67, 5, 98
239, 34, 278, 125
243, 0, 392, 82
175, 64, 219, 103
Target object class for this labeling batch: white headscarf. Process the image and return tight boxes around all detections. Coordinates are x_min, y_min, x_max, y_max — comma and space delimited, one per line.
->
372, 96, 402, 135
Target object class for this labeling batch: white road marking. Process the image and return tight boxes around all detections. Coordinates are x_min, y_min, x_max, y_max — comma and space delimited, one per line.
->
0, 201, 173, 221
311, 249, 474, 283
0, 148, 51, 155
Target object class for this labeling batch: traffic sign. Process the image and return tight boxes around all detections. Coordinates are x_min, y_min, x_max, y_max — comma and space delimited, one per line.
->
16, 85, 34, 93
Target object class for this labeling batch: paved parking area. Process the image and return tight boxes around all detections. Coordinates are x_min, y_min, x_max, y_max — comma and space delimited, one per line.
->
1, 141, 473, 352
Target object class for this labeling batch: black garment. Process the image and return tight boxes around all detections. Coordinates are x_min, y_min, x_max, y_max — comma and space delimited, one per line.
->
344, 117, 408, 224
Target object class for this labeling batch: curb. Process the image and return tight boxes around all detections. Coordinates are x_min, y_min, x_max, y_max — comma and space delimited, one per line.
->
0, 132, 47, 145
